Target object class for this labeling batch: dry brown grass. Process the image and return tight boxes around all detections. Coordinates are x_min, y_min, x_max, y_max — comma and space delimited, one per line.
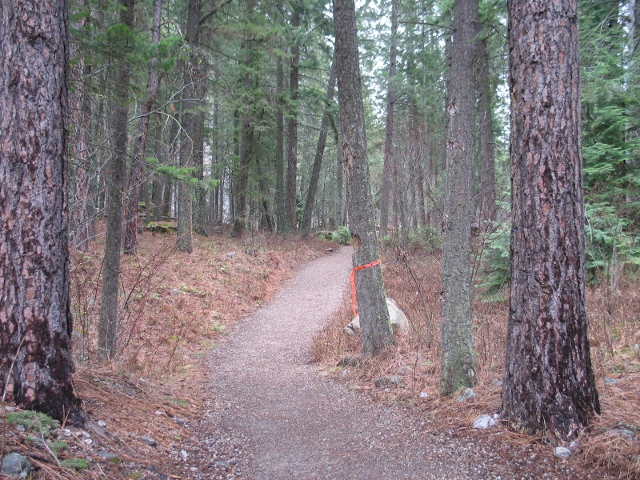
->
70, 226, 328, 377
2, 226, 333, 479
311, 242, 640, 479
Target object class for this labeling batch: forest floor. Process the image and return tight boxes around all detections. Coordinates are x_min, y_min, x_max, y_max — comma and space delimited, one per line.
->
1, 229, 638, 479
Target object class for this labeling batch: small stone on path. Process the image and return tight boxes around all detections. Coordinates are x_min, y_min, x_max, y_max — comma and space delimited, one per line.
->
554, 446, 572, 459
140, 435, 157, 447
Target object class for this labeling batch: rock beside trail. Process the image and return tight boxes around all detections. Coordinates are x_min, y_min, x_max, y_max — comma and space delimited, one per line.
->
1, 452, 32, 479
344, 298, 409, 336
472, 415, 496, 429
554, 446, 572, 459
374, 376, 404, 388
457, 388, 476, 402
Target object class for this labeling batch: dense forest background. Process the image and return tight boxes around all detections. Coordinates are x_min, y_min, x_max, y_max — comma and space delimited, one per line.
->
66, 0, 639, 286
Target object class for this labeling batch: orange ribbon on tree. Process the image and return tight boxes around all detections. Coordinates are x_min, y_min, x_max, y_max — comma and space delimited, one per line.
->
350, 259, 381, 316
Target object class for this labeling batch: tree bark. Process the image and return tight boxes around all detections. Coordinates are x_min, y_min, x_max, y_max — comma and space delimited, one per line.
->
0, 0, 84, 423
275, 2, 286, 231
440, 0, 478, 396
501, 0, 600, 441
284, 2, 301, 232
301, 62, 337, 238
124, 0, 163, 254
379, 0, 398, 237
475, 34, 496, 223
231, 1, 255, 238
69, 2, 93, 252
334, 0, 393, 356
176, 0, 201, 253
98, 0, 135, 360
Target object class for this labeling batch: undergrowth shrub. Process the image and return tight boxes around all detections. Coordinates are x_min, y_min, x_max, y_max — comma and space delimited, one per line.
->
332, 226, 352, 245
585, 202, 640, 283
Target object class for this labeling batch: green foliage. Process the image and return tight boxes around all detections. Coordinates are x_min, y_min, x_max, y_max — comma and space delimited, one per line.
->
332, 226, 352, 245
407, 226, 442, 251
61, 458, 90, 470
6, 411, 57, 436
476, 221, 511, 298
146, 221, 177, 234
48, 440, 68, 455
585, 203, 640, 282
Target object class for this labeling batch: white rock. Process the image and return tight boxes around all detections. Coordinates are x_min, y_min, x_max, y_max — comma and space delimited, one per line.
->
180, 450, 189, 461
472, 415, 496, 429
419, 391, 429, 398
457, 388, 476, 402
554, 446, 572, 459
344, 298, 410, 336
97, 420, 107, 428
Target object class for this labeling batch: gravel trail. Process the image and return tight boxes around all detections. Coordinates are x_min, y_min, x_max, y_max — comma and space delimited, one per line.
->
196, 246, 589, 480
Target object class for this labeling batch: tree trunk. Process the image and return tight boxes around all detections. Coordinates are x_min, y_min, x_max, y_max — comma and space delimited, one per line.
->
124, 0, 163, 254
0, 0, 84, 424
275, 3, 286, 231
98, 0, 135, 361
192, 70, 208, 237
379, 0, 398, 237
336, 128, 344, 225
501, 0, 600, 441
475, 34, 496, 223
284, 2, 301, 232
69, 2, 93, 253
301, 62, 337, 238
334, 0, 393, 356
440, 0, 478, 396
176, 0, 201, 253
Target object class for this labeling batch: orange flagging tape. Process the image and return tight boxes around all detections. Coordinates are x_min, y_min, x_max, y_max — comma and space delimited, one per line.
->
350, 259, 381, 316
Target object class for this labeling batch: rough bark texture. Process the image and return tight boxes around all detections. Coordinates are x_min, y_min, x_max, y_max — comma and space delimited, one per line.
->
0, 0, 84, 423
68, 2, 93, 252
124, 0, 163, 254
275, 3, 285, 231
440, 0, 478, 396
176, 0, 201, 253
475, 35, 496, 223
334, 0, 393, 356
98, 0, 135, 360
284, 3, 301, 233
231, 1, 254, 238
301, 62, 336, 238
378, 0, 398, 237
502, 0, 600, 441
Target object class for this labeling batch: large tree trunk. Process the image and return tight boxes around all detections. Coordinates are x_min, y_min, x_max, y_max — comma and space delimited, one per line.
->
440, 0, 478, 396
0, 0, 84, 424
501, 0, 600, 442
98, 0, 135, 360
334, 0, 393, 356
301, 62, 337, 238
176, 0, 201, 253
284, 2, 301, 233
124, 0, 163, 254
379, 0, 398, 237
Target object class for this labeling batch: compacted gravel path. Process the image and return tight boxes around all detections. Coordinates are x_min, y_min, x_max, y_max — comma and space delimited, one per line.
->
192, 246, 591, 480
